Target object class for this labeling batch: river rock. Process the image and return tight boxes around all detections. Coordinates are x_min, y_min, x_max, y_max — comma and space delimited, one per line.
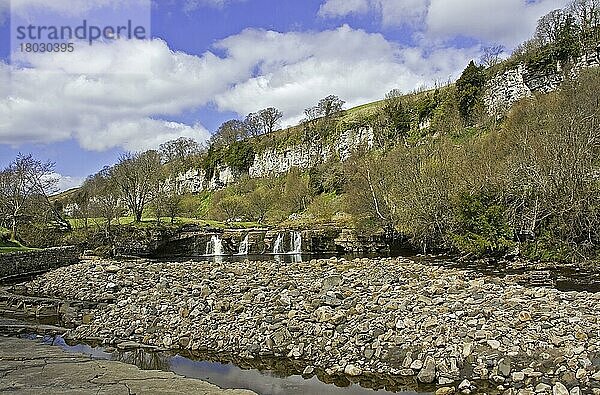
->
417, 356, 436, 384
105, 265, 121, 273
553, 383, 569, 395
21, 256, 600, 393
498, 358, 511, 377
344, 364, 362, 376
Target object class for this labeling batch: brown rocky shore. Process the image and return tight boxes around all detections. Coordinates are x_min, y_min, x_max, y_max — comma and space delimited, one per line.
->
19, 257, 600, 394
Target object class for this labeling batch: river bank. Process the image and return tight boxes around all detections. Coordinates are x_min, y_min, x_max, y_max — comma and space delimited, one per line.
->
0, 335, 256, 394
14, 257, 600, 394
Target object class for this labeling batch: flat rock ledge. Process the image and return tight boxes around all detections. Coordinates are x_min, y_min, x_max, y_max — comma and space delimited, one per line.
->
21, 257, 600, 394
0, 336, 256, 394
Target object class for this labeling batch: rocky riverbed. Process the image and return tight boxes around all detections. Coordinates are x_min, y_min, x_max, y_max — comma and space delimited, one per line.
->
17, 257, 600, 394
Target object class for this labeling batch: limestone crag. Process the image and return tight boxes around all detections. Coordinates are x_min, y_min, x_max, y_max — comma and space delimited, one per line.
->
249, 126, 373, 178
484, 50, 600, 115
23, 257, 600, 394
171, 126, 373, 194
168, 165, 235, 194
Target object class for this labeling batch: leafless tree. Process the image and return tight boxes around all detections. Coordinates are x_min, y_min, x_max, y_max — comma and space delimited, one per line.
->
112, 151, 162, 222
159, 137, 203, 164
211, 120, 248, 148
258, 107, 283, 134
536, 9, 569, 45
85, 167, 123, 232
244, 112, 263, 137
480, 44, 506, 67
0, 154, 67, 241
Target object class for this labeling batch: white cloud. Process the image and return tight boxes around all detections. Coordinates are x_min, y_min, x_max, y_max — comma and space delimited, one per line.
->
1, 39, 225, 151
318, 0, 370, 18
49, 173, 85, 193
2, 26, 479, 152
319, 0, 571, 48
426, 0, 570, 48
183, 0, 246, 12
318, 0, 429, 27
78, 119, 210, 152
214, 26, 478, 125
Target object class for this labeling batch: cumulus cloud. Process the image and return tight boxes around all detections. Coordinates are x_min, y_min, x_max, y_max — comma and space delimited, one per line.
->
426, 0, 569, 48
318, 0, 370, 18
214, 26, 478, 125
49, 173, 86, 193
319, 0, 429, 27
2, 26, 479, 151
319, 0, 570, 48
2, 39, 222, 151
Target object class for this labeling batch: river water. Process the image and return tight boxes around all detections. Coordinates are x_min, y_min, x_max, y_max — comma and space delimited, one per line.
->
25, 334, 425, 395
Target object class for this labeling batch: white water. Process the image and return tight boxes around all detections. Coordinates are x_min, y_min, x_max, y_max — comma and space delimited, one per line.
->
238, 234, 249, 255
273, 233, 284, 254
206, 235, 224, 256
292, 231, 302, 254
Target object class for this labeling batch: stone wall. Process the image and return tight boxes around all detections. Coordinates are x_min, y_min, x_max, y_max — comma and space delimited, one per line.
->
484, 50, 600, 115
0, 246, 80, 279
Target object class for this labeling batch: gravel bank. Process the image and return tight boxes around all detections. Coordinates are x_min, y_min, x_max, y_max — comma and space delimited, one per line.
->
22, 257, 600, 394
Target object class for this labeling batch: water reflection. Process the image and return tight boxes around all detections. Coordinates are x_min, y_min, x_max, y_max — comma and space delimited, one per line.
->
170, 356, 419, 395
36, 335, 428, 395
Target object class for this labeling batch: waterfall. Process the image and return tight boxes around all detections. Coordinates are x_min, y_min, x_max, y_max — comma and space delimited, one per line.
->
291, 231, 302, 254
206, 235, 224, 256
238, 234, 249, 255
273, 233, 284, 254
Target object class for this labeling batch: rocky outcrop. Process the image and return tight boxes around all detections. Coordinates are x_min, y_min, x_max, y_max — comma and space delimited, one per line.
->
172, 127, 374, 194
249, 126, 373, 178
169, 165, 235, 194
0, 337, 256, 394
24, 257, 600, 393
484, 50, 600, 115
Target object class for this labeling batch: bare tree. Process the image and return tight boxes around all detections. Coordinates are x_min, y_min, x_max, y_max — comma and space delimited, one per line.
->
244, 112, 263, 137
303, 95, 345, 123
159, 137, 203, 164
569, 0, 600, 47
0, 154, 66, 241
536, 9, 569, 45
480, 44, 506, 67
85, 167, 123, 232
211, 120, 248, 148
258, 107, 283, 134
112, 150, 162, 222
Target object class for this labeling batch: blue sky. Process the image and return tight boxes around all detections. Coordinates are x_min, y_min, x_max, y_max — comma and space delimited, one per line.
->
0, 0, 568, 190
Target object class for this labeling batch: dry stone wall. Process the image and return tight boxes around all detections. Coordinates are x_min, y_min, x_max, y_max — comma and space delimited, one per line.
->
0, 246, 80, 279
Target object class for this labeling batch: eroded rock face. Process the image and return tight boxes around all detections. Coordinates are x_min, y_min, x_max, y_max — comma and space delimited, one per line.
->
483, 50, 600, 116
167, 126, 375, 196
23, 257, 600, 393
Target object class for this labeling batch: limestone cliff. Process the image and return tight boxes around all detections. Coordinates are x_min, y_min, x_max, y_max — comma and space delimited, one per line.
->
173, 126, 373, 193
484, 49, 600, 115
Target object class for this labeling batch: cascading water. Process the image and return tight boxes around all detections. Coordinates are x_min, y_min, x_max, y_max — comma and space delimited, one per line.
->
291, 231, 302, 254
273, 233, 284, 254
206, 235, 224, 256
238, 234, 250, 255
